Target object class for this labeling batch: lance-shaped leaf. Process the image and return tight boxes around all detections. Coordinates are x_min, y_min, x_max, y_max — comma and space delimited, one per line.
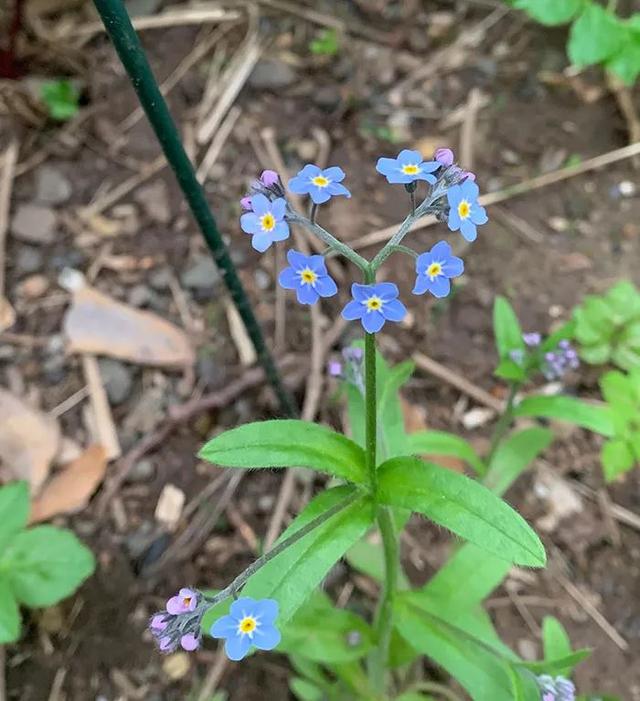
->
513, 395, 613, 436
408, 430, 485, 476
377, 457, 546, 567
199, 420, 367, 485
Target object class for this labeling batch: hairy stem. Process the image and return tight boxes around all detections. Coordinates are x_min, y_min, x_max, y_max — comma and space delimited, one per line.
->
487, 382, 519, 463
202, 490, 360, 609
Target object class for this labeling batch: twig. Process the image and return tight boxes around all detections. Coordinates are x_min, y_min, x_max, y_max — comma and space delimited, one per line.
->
95, 358, 301, 517
597, 488, 622, 547
506, 588, 541, 637
554, 571, 629, 651
491, 206, 544, 244
0, 139, 18, 308
412, 352, 503, 412
570, 480, 640, 532
50, 386, 90, 418
350, 141, 640, 252
81, 355, 121, 461
607, 72, 640, 164
0, 331, 49, 347
196, 23, 261, 145
47, 668, 66, 701
196, 106, 242, 183
74, 6, 241, 39
196, 650, 228, 701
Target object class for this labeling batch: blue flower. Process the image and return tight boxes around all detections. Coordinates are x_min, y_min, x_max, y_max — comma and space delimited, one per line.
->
342, 283, 407, 334
412, 240, 464, 298
240, 194, 289, 252
210, 597, 280, 662
278, 250, 338, 305
446, 180, 487, 242
376, 149, 439, 185
288, 165, 351, 205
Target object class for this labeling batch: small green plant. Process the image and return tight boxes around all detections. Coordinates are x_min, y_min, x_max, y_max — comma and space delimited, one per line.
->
40, 79, 80, 121
599, 368, 640, 481
508, 0, 640, 84
572, 281, 640, 370
0, 482, 95, 643
309, 29, 340, 57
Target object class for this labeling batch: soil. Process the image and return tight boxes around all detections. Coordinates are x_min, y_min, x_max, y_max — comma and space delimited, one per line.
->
2, 1, 640, 699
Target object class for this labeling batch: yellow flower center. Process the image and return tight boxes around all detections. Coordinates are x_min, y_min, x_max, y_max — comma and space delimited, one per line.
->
366, 296, 383, 311
427, 262, 442, 278
300, 268, 317, 285
458, 200, 471, 219
312, 175, 329, 187
401, 164, 420, 175
260, 213, 276, 232
182, 596, 192, 607
239, 616, 257, 634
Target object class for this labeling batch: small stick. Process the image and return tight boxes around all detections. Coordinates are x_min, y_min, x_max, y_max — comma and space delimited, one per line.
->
50, 386, 90, 418
350, 140, 640, 252
597, 488, 622, 547
47, 668, 67, 701
196, 650, 228, 701
196, 106, 242, 183
570, 480, 640, 532
459, 87, 482, 171
0, 331, 49, 347
413, 352, 503, 412
491, 206, 544, 244
82, 355, 121, 460
0, 139, 19, 302
554, 571, 629, 651
507, 588, 541, 637
74, 7, 241, 39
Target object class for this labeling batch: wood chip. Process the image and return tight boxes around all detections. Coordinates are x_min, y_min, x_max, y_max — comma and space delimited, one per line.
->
155, 484, 186, 531
30, 445, 108, 523
225, 297, 257, 366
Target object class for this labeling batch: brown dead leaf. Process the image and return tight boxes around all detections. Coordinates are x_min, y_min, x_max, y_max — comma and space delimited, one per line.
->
30, 445, 107, 523
0, 388, 60, 493
401, 398, 465, 472
64, 285, 195, 368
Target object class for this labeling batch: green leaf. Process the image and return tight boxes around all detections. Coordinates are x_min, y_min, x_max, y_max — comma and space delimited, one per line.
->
40, 80, 80, 122
290, 678, 324, 701
408, 430, 486, 475
607, 32, 640, 84
396, 693, 436, 701
0, 482, 29, 552
508, 666, 541, 701
377, 457, 546, 567
601, 438, 635, 481
484, 427, 553, 496
241, 486, 374, 624
580, 343, 612, 365
611, 344, 640, 372
345, 538, 410, 587
495, 358, 528, 382
514, 0, 583, 26
519, 649, 590, 675
395, 596, 516, 701
279, 592, 374, 663
513, 395, 614, 436
569, 4, 624, 67
0, 526, 95, 607
378, 361, 414, 459
199, 420, 367, 485
493, 297, 524, 360
419, 543, 511, 610
542, 615, 572, 663
0, 578, 20, 643
309, 28, 340, 56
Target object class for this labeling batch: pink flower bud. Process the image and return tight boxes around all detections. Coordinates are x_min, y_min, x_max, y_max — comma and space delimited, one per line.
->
260, 170, 280, 187
435, 148, 454, 166
240, 196, 253, 211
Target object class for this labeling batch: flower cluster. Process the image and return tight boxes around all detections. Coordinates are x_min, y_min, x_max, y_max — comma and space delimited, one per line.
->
238, 147, 488, 334
149, 587, 207, 653
536, 675, 576, 701
509, 334, 579, 381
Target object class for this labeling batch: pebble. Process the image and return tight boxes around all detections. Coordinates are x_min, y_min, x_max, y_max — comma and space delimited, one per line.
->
127, 283, 154, 308
548, 216, 569, 233
35, 165, 72, 205
134, 180, 172, 224
16, 274, 49, 299
254, 268, 271, 290
15, 246, 44, 274
11, 204, 57, 245
249, 58, 297, 90
162, 653, 191, 680
149, 267, 173, 291
295, 139, 317, 161
313, 85, 341, 110
98, 358, 133, 405
127, 458, 155, 483
43, 355, 66, 384
181, 257, 220, 292
196, 354, 222, 386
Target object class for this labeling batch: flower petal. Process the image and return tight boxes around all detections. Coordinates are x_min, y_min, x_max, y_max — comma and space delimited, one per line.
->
210, 615, 239, 638
430, 240, 452, 259
461, 180, 480, 199
361, 310, 385, 333
419, 160, 440, 173
342, 300, 364, 320
442, 256, 464, 277
322, 166, 345, 182
251, 193, 270, 216
415, 251, 434, 271
446, 184, 462, 207
252, 623, 281, 651
225, 633, 252, 661
375, 282, 399, 301
412, 274, 431, 296
375, 158, 398, 176
166, 596, 184, 615
414, 172, 437, 184
429, 276, 451, 298
298, 164, 321, 178
351, 283, 371, 302
272, 221, 290, 242
278, 267, 298, 289
447, 208, 461, 231
288, 175, 311, 195
314, 275, 338, 298
382, 298, 406, 322
397, 149, 421, 165
287, 250, 308, 269
252, 232, 273, 252
307, 254, 326, 273
326, 182, 351, 198
470, 205, 488, 225
230, 598, 257, 620
240, 212, 260, 234
309, 187, 332, 204
459, 219, 477, 242
252, 598, 279, 625
297, 284, 319, 305
270, 198, 286, 219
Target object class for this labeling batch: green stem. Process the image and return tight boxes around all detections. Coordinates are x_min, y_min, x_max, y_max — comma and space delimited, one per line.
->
373, 506, 398, 690
91, 0, 297, 418
364, 332, 378, 487
487, 382, 519, 463
203, 490, 360, 609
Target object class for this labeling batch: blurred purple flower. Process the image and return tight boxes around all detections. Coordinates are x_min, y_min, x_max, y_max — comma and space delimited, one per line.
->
166, 588, 198, 615
260, 169, 280, 187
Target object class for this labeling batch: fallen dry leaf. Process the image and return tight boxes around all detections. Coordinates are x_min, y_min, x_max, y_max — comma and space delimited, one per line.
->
30, 445, 108, 523
0, 296, 16, 333
155, 483, 185, 531
0, 388, 60, 493
64, 285, 195, 368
